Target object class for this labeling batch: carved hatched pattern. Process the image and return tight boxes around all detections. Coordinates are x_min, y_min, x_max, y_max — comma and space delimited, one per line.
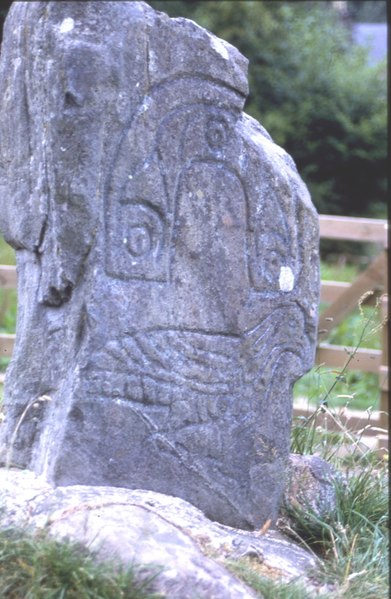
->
96, 76, 310, 485
83, 304, 309, 468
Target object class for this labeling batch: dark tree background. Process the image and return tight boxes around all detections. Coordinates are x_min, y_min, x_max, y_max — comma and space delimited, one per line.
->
0, 1, 12, 45
149, 1, 387, 219
0, 1, 387, 218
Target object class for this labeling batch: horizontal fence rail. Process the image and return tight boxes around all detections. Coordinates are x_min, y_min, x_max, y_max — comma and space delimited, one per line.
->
318, 215, 388, 245
0, 265, 17, 289
314, 215, 388, 447
1, 216, 389, 447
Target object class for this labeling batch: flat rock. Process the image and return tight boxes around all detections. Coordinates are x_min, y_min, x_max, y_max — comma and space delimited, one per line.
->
0, 468, 320, 599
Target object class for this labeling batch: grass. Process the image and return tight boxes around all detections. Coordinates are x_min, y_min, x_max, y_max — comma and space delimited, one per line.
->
226, 405, 389, 598
294, 367, 380, 411
319, 260, 363, 283
294, 259, 385, 412
0, 520, 162, 599
225, 558, 330, 598
0, 237, 15, 266
283, 421, 388, 599
0, 236, 16, 395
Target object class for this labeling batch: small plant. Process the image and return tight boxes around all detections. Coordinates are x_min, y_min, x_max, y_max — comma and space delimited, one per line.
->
280, 296, 389, 598
278, 455, 388, 599
230, 291, 389, 598
226, 557, 330, 598
295, 261, 385, 413
5, 394, 53, 470
0, 519, 163, 599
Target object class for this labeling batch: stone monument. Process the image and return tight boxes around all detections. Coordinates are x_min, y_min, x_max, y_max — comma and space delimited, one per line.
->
0, 1, 319, 529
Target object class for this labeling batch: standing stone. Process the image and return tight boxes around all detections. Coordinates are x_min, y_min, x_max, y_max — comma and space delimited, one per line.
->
0, 1, 319, 529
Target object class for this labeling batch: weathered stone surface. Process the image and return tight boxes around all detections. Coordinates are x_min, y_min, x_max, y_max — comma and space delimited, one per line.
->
282, 454, 343, 519
0, 1, 319, 529
0, 468, 321, 599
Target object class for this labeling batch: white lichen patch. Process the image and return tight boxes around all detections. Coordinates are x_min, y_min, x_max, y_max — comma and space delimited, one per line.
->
140, 96, 152, 114
210, 35, 229, 60
59, 18, 74, 34
249, 131, 266, 147
279, 266, 295, 292
148, 48, 158, 72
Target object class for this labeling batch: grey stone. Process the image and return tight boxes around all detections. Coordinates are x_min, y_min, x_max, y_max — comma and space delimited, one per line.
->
281, 454, 343, 519
0, 468, 321, 599
0, 1, 319, 529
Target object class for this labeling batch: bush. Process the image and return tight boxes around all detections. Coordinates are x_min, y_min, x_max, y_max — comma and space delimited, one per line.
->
149, 1, 387, 218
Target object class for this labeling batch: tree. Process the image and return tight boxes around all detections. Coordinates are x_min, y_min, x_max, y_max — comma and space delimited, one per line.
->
346, 0, 387, 23
0, 0, 12, 45
149, 1, 387, 218
1, 0, 386, 217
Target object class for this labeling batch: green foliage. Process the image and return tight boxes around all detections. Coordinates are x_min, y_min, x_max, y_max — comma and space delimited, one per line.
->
320, 260, 365, 282
0, 289, 17, 334
149, 1, 387, 218
295, 296, 382, 412
294, 366, 380, 412
326, 303, 382, 350
279, 457, 388, 599
226, 557, 328, 598
0, 236, 15, 265
295, 260, 383, 412
229, 416, 389, 599
0, 237, 16, 379
0, 523, 162, 599
347, 1, 387, 23
0, 250, 16, 378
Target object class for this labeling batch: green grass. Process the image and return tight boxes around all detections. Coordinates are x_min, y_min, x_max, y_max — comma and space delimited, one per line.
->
0, 289, 17, 334
0, 236, 17, 389
0, 236, 15, 266
294, 259, 384, 412
226, 408, 389, 599
0, 521, 162, 599
319, 260, 361, 283
294, 366, 380, 412
225, 558, 330, 598
284, 412, 388, 599
0, 236, 17, 339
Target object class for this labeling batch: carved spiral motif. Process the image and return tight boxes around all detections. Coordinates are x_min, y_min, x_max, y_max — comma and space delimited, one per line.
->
121, 203, 163, 261
206, 117, 228, 150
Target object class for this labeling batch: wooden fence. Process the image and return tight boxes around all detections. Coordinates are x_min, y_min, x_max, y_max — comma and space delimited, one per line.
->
1, 215, 388, 445
294, 215, 388, 448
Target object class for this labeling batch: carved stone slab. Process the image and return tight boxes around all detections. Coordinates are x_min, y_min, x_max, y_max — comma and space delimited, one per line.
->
0, 1, 319, 529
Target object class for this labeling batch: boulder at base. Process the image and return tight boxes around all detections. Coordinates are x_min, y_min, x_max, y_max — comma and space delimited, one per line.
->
0, 468, 320, 599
